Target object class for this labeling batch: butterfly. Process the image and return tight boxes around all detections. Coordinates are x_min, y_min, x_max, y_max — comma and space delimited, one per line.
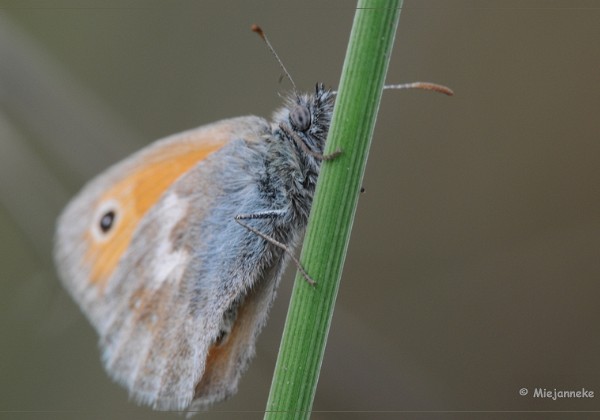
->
54, 25, 453, 412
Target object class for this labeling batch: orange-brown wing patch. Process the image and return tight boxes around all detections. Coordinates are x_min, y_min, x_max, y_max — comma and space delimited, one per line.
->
194, 301, 253, 398
85, 140, 225, 289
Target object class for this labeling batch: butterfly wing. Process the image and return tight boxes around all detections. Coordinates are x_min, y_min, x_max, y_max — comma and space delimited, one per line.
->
55, 116, 291, 410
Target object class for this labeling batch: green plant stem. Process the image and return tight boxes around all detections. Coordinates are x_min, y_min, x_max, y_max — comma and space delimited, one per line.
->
264, 1, 402, 418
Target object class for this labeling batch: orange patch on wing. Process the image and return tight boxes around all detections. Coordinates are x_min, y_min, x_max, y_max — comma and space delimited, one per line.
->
85, 140, 225, 289
195, 303, 251, 397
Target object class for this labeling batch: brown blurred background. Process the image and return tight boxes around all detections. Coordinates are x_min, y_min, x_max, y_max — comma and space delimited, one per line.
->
1, 0, 599, 419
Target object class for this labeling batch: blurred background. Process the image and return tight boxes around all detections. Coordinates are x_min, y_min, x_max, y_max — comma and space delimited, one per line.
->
1, 0, 599, 418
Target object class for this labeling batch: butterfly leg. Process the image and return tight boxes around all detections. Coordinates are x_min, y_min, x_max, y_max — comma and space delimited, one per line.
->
234, 211, 316, 285
279, 123, 342, 161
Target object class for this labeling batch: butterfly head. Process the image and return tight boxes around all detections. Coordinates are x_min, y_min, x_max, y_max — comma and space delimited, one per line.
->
273, 83, 335, 159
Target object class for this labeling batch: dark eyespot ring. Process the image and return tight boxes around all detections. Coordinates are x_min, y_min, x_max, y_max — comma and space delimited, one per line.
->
290, 105, 311, 132
99, 210, 116, 233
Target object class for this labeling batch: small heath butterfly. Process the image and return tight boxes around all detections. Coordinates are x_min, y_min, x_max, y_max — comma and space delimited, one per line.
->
54, 26, 452, 412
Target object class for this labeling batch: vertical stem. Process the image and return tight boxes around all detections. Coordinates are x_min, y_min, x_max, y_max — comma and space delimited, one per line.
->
265, 1, 402, 418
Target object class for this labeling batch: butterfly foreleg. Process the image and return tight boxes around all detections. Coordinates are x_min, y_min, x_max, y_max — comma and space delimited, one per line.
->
234, 211, 315, 285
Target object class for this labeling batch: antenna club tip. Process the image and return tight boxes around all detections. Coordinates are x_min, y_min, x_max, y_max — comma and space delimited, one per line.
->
251, 24, 265, 39
419, 82, 454, 96
441, 87, 455, 96
382, 82, 454, 97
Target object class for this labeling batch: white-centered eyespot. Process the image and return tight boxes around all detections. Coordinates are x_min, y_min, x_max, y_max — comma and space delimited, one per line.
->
91, 199, 121, 242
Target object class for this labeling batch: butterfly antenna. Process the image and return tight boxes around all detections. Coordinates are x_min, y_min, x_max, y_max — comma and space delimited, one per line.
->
331, 82, 453, 97
251, 24, 297, 93
384, 82, 454, 96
